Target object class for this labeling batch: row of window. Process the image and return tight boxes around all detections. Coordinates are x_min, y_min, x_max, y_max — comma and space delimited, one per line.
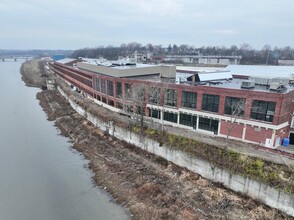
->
149, 110, 219, 133
93, 79, 276, 123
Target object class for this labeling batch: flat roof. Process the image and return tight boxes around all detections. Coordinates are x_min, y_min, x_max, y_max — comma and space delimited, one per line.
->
56, 58, 77, 65
225, 65, 294, 79
112, 63, 156, 70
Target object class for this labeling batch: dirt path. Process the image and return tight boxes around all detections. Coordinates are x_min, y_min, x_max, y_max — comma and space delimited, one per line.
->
36, 90, 292, 220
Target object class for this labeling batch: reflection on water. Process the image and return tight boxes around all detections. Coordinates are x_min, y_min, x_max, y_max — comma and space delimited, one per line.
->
0, 62, 129, 220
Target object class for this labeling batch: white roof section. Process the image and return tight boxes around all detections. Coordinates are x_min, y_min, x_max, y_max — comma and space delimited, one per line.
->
176, 66, 225, 72
225, 65, 294, 79
56, 58, 76, 64
197, 71, 232, 81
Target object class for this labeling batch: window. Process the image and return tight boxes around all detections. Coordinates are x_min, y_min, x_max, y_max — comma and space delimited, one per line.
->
181, 91, 197, 109
116, 82, 122, 99
163, 112, 178, 123
179, 113, 197, 128
102, 96, 107, 103
149, 108, 161, 119
149, 87, 160, 104
224, 97, 245, 116
124, 83, 132, 100
124, 104, 133, 113
108, 99, 114, 106
164, 89, 177, 107
95, 78, 100, 92
101, 79, 106, 94
107, 81, 114, 97
250, 100, 276, 122
199, 117, 219, 134
202, 94, 220, 112
116, 102, 123, 109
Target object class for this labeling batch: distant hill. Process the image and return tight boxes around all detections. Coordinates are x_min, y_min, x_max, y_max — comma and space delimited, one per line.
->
0, 49, 73, 57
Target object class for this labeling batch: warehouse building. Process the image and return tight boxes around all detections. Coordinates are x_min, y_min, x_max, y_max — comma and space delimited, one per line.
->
50, 59, 294, 148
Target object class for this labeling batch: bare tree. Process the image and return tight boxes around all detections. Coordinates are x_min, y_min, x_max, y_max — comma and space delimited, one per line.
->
225, 98, 246, 143
126, 83, 147, 138
148, 81, 173, 134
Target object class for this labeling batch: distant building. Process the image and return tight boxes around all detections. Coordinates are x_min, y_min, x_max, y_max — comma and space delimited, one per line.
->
278, 60, 294, 66
51, 55, 66, 61
164, 55, 242, 65
50, 59, 294, 148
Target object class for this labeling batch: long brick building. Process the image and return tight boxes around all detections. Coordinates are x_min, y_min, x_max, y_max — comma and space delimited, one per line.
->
49, 58, 294, 148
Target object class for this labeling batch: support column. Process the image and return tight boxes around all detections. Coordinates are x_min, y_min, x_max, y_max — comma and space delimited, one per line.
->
242, 124, 246, 140
196, 115, 199, 130
271, 130, 277, 148
217, 120, 221, 135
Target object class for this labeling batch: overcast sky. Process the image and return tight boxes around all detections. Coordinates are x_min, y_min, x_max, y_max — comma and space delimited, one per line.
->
1, 0, 293, 50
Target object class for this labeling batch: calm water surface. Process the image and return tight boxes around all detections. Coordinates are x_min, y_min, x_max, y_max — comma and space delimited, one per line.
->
0, 61, 129, 220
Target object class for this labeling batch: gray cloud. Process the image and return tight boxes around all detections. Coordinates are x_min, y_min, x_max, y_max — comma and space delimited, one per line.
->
1, 0, 293, 49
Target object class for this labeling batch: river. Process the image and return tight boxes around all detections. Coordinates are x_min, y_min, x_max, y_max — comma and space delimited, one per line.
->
0, 61, 129, 220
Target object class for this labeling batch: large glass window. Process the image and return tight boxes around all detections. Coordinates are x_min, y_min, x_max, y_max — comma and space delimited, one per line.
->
199, 117, 219, 134
149, 108, 161, 119
163, 112, 178, 123
181, 91, 197, 109
251, 100, 276, 122
95, 78, 100, 92
116, 82, 122, 99
164, 89, 177, 107
124, 83, 132, 100
149, 87, 160, 104
224, 97, 245, 116
179, 113, 197, 128
202, 94, 220, 112
101, 79, 106, 94
107, 81, 114, 97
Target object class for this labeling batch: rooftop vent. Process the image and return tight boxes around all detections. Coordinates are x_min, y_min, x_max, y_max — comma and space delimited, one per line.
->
241, 80, 255, 89
269, 82, 287, 92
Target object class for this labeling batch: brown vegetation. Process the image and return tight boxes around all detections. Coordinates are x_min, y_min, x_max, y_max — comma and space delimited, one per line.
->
36, 89, 293, 220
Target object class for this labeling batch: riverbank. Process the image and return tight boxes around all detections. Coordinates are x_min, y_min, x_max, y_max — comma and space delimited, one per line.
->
21, 60, 293, 219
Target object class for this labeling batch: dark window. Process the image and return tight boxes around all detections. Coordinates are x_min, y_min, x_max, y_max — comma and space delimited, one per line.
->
199, 117, 219, 134
202, 94, 220, 112
136, 106, 145, 115
224, 97, 245, 116
101, 79, 106, 94
149, 108, 161, 119
108, 99, 114, 106
116, 82, 122, 99
149, 87, 160, 104
96, 95, 101, 101
164, 89, 177, 107
124, 83, 132, 100
124, 104, 133, 113
95, 78, 100, 92
181, 91, 197, 109
250, 100, 276, 122
107, 81, 114, 97
179, 113, 197, 128
102, 96, 107, 103
163, 112, 178, 123
116, 102, 123, 109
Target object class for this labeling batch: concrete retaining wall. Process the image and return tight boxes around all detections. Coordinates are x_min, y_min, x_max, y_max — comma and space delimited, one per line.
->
57, 86, 294, 217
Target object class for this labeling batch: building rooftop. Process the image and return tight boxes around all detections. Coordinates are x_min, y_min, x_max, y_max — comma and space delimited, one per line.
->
225, 64, 294, 79
56, 58, 77, 65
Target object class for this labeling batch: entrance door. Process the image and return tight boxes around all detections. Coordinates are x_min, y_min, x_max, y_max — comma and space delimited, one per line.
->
289, 133, 294, 145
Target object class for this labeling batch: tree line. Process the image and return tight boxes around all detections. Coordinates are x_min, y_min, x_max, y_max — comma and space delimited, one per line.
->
70, 42, 294, 65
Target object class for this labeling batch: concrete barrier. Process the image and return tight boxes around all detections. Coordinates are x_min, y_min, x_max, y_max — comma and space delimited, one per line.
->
57, 86, 294, 217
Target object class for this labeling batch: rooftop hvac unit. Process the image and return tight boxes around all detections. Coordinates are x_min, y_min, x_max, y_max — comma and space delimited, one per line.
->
241, 80, 255, 89
269, 82, 287, 92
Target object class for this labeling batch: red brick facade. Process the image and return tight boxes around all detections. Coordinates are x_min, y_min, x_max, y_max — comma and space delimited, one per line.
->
50, 62, 294, 148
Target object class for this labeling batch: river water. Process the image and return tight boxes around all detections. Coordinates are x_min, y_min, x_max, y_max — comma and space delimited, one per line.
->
0, 61, 129, 220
